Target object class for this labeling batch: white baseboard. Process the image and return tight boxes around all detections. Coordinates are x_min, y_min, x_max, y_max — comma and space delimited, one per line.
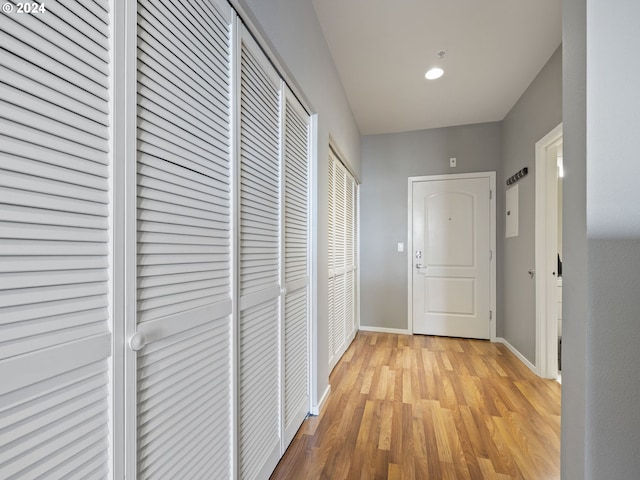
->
311, 385, 331, 416
495, 337, 538, 375
358, 325, 411, 335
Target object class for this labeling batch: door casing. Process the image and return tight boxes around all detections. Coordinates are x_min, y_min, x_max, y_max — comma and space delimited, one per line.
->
535, 123, 562, 379
407, 172, 497, 340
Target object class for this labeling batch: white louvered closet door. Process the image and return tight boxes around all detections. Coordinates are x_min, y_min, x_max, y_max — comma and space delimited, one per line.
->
238, 30, 283, 480
327, 153, 336, 361
0, 2, 113, 478
282, 91, 311, 449
328, 150, 358, 370
333, 159, 347, 359
345, 175, 356, 343
135, 1, 233, 478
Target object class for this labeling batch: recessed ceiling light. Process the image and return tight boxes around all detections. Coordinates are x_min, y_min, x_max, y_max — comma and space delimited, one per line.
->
425, 67, 444, 80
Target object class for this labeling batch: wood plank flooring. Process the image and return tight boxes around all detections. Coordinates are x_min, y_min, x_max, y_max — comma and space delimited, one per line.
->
270, 332, 561, 479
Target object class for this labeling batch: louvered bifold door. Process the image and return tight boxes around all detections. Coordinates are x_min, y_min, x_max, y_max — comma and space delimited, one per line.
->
238, 30, 283, 480
0, 3, 113, 478
327, 154, 336, 363
327, 151, 358, 370
282, 91, 311, 449
328, 150, 347, 369
135, 1, 233, 478
344, 175, 356, 342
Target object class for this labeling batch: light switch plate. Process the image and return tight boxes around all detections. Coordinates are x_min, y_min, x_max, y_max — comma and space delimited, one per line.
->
397, 242, 404, 252
450, 157, 457, 167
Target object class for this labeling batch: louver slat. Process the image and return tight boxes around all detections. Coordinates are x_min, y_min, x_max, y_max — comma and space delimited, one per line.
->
0, 4, 112, 478
135, 1, 233, 479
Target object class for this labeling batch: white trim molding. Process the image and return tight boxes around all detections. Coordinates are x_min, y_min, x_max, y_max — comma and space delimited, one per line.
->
311, 385, 331, 416
535, 123, 563, 379
495, 337, 537, 374
358, 326, 411, 336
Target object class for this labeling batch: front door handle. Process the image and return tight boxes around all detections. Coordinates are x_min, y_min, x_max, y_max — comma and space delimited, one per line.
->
416, 264, 426, 269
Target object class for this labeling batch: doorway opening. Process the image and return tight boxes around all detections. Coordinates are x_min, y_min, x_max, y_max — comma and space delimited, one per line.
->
535, 123, 563, 380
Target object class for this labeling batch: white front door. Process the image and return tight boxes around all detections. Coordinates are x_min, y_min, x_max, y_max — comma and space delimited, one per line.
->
411, 176, 492, 339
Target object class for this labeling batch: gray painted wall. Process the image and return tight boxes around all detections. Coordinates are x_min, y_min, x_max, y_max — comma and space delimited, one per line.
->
232, 0, 362, 408
500, 46, 562, 363
360, 46, 562, 345
585, 0, 640, 477
360, 123, 502, 331
561, 0, 587, 476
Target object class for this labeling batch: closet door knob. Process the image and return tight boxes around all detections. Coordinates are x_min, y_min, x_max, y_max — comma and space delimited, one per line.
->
129, 332, 147, 351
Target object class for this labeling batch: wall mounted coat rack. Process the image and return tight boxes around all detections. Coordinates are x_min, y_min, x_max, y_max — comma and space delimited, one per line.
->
506, 167, 528, 185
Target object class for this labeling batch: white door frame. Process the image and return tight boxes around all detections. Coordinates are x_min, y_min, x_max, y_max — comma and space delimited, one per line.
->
407, 172, 497, 340
535, 123, 562, 379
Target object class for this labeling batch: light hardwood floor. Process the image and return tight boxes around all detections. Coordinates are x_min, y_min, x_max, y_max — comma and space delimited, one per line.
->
270, 331, 561, 479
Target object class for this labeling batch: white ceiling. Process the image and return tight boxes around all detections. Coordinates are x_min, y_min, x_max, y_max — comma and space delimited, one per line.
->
312, 0, 562, 135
